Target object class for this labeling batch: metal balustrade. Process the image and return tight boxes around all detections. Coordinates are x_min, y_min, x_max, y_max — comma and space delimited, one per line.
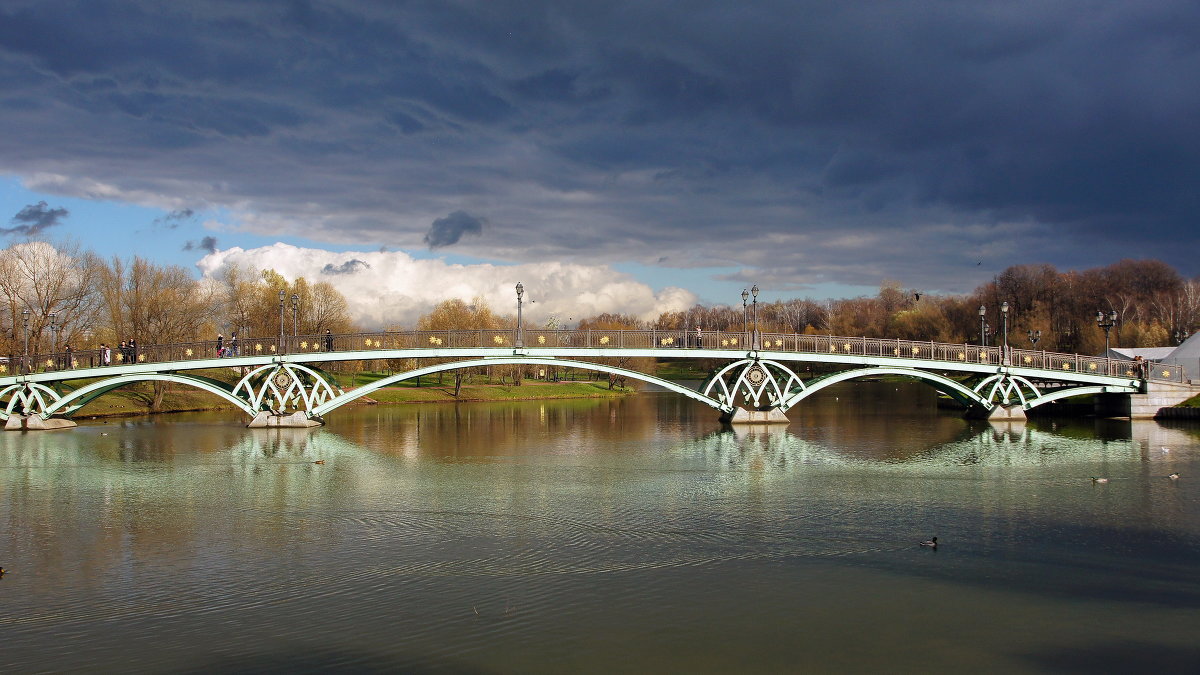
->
5, 328, 1184, 383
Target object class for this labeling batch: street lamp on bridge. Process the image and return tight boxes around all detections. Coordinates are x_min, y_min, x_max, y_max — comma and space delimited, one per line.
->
1096, 310, 1118, 356
978, 305, 986, 346
278, 289, 286, 353
21, 308, 29, 374
751, 284, 760, 349
741, 288, 749, 341
291, 293, 300, 342
49, 312, 58, 368
515, 282, 524, 348
1000, 302, 1010, 357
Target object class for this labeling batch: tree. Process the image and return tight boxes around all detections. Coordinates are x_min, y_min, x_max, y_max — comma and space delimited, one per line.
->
576, 313, 654, 389
417, 297, 503, 396
0, 241, 103, 361
99, 256, 220, 408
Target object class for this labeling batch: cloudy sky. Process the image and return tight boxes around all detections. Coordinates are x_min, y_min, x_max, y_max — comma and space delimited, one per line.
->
2, 1, 1197, 325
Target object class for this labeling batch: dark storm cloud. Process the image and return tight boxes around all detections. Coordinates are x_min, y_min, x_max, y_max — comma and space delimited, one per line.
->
183, 236, 217, 254
424, 211, 485, 249
1, 0, 1198, 291
3, 201, 68, 236
153, 208, 194, 228
321, 259, 370, 275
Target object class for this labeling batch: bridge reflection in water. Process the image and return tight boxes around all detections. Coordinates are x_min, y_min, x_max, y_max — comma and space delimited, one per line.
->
1, 328, 1191, 430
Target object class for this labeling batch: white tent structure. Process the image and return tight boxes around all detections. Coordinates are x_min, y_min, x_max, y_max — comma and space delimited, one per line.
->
1100, 346, 1176, 362
1159, 333, 1200, 383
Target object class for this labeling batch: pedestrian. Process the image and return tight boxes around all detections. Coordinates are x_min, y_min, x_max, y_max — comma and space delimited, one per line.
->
129, 338, 138, 363
216, 333, 224, 357
325, 329, 334, 352
64, 344, 73, 369
101, 343, 111, 366
695, 325, 703, 348
229, 332, 238, 357
118, 341, 127, 364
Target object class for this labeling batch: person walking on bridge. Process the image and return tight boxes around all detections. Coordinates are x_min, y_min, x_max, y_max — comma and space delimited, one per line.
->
216, 333, 224, 357
325, 329, 334, 352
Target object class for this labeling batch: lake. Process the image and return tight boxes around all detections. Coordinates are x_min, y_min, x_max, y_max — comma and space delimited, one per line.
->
2, 382, 1198, 672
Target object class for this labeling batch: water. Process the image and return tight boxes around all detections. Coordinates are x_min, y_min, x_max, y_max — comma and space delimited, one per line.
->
2, 382, 1199, 672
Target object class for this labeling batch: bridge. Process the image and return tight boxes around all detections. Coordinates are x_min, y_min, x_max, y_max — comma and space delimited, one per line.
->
0, 328, 1189, 430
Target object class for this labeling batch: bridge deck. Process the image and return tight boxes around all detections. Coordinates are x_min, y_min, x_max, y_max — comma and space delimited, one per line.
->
1, 328, 1181, 386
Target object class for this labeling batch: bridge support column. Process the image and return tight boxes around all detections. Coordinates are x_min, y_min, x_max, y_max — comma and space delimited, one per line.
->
986, 404, 1026, 421
724, 408, 790, 424
4, 415, 77, 431
247, 411, 323, 429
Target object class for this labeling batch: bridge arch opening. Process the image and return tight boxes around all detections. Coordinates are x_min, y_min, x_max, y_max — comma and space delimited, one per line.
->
310, 357, 735, 418
780, 367, 986, 412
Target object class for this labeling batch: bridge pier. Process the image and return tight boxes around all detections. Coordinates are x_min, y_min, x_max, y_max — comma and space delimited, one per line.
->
986, 404, 1027, 422
4, 415, 77, 431
246, 411, 323, 429
724, 408, 791, 424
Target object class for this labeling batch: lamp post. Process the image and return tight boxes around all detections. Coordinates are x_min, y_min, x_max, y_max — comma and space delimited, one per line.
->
21, 308, 29, 374
278, 289, 285, 353
978, 305, 986, 346
48, 312, 58, 369
751, 284, 760, 349
291, 293, 299, 342
1000, 302, 1010, 363
741, 289, 749, 343
1096, 309, 1118, 355
515, 282, 524, 348
1027, 329, 1041, 348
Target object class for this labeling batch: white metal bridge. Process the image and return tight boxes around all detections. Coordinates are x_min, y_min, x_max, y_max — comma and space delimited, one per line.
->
0, 328, 1184, 429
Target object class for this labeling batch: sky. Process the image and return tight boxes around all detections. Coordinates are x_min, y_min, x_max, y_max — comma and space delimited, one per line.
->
1, 1, 1197, 327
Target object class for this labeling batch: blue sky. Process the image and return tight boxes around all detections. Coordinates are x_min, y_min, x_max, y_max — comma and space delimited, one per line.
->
2, 0, 1197, 322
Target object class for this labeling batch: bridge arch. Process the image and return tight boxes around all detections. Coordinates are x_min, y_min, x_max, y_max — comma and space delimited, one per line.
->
309, 357, 735, 417
1022, 385, 1137, 410
779, 367, 987, 412
44, 373, 261, 418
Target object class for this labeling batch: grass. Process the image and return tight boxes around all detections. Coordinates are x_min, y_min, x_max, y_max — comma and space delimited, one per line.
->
1176, 394, 1200, 408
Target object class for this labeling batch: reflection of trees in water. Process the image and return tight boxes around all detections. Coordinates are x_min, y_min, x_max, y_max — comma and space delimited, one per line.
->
324, 395, 688, 460
681, 418, 1180, 473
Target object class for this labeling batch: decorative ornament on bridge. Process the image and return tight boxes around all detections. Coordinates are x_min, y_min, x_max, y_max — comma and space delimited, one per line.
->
703, 359, 805, 410
0, 382, 63, 419
233, 363, 341, 415
973, 373, 1042, 407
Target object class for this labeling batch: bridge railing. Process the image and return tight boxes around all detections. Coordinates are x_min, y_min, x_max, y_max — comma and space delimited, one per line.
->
5, 328, 1186, 383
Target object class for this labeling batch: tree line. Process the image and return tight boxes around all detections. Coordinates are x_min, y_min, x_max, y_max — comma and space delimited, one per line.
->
2, 241, 1195, 371
0, 241, 355, 361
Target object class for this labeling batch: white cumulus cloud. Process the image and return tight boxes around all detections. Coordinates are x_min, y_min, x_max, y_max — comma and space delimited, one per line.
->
196, 243, 694, 328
